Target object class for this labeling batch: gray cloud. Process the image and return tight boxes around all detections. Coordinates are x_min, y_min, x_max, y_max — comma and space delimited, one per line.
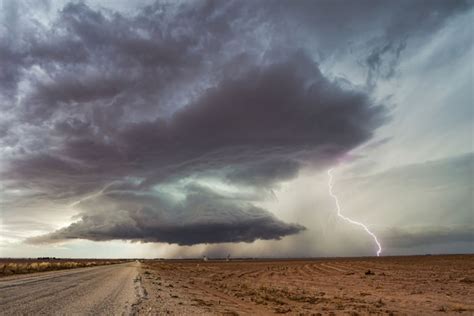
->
382, 225, 474, 249
250, 0, 471, 88
1, 0, 470, 247
27, 185, 305, 245
16, 51, 386, 245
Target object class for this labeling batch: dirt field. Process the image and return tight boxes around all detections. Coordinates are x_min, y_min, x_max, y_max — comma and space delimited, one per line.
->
136, 255, 474, 315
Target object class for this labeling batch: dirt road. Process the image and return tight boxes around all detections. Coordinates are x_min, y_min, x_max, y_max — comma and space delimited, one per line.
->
0, 262, 143, 315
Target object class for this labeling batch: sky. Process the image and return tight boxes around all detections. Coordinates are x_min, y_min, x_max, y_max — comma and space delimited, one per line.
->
0, 0, 472, 258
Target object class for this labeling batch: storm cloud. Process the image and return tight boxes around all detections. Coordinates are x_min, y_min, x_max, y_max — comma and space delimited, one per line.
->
28, 185, 305, 245
1, 0, 471, 249
15, 50, 385, 244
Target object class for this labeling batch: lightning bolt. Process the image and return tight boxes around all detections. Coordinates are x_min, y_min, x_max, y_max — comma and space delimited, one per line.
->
327, 168, 382, 257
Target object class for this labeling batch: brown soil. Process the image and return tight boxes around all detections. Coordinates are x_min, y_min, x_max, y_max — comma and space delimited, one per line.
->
135, 255, 474, 315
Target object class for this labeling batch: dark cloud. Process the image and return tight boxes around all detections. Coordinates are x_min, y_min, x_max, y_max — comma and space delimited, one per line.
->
16, 51, 386, 245
5, 52, 388, 183
113, 53, 387, 184
226, 159, 300, 186
27, 185, 305, 245
1, 0, 469, 246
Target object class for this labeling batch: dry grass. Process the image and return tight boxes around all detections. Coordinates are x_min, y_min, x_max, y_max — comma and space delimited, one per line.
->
0, 259, 127, 276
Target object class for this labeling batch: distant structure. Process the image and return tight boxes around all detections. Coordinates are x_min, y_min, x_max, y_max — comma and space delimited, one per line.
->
37, 257, 60, 260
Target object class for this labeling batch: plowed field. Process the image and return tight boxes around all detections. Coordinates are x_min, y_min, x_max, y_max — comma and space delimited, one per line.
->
135, 255, 474, 315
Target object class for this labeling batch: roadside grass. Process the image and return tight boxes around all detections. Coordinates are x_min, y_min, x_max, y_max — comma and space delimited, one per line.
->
0, 259, 127, 276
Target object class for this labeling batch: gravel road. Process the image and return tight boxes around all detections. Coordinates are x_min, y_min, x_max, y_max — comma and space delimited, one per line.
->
0, 262, 143, 315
